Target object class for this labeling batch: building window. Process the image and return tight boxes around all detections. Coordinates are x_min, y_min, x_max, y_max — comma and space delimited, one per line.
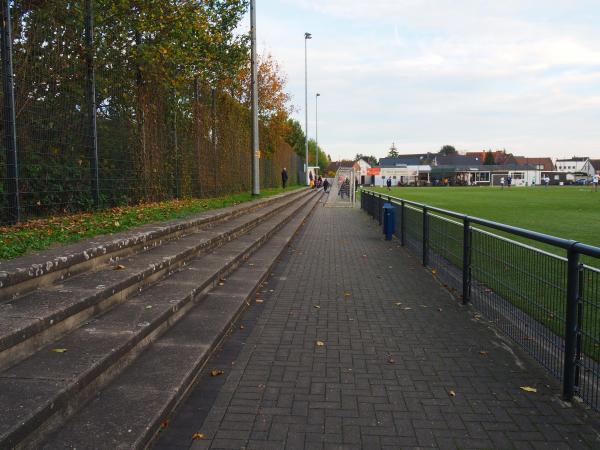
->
512, 172, 524, 179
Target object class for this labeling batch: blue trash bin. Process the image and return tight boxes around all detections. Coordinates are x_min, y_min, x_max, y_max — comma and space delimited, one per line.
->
382, 203, 395, 241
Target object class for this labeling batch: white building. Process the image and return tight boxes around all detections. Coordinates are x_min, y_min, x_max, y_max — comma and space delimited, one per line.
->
555, 157, 595, 176
371, 165, 431, 186
355, 159, 372, 185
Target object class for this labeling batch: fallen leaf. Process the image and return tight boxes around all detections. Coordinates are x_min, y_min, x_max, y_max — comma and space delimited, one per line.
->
479, 351, 489, 357
313, 305, 321, 309
145, 305, 153, 309
438, 308, 443, 312
344, 292, 351, 297
159, 419, 169, 431
316, 340, 325, 347
403, 307, 412, 310
449, 390, 456, 397
255, 299, 264, 304
192, 432, 205, 440
51, 348, 67, 353
239, 325, 245, 330
431, 269, 437, 275
520, 386, 537, 393
114, 221, 120, 227
210, 369, 224, 377
484, 288, 493, 293
395, 302, 402, 306
387, 354, 395, 364
113, 264, 126, 270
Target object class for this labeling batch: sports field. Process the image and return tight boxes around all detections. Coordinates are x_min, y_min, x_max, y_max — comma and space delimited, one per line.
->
371, 185, 600, 250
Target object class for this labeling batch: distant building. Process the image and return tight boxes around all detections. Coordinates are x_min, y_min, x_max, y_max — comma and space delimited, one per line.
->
590, 159, 600, 175
370, 157, 430, 186
555, 157, 595, 176
355, 158, 372, 185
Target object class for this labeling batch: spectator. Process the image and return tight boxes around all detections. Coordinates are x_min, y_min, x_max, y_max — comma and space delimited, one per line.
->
500, 177, 505, 189
386, 177, 392, 191
593, 174, 599, 192
281, 168, 288, 189
323, 178, 330, 193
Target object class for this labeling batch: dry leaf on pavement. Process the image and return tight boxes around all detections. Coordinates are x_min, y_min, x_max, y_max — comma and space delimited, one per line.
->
520, 386, 537, 393
316, 340, 325, 347
51, 348, 67, 353
448, 390, 456, 397
192, 433, 205, 440
113, 264, 126, 270
210, 369, 224, 377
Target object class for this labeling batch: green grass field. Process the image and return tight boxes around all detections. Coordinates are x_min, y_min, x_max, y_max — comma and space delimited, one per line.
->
371, 185, 600, 250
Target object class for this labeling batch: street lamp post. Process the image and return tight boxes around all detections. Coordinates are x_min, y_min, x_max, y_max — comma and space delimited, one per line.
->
315, 93, 320, 176
304, 32, 311, 185
250, 0, 260, 195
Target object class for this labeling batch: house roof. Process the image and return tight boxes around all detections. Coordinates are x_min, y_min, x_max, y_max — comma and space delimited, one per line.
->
590, 159, 600, 170
513, 157, 554, 171
379, 156, 424, 167
435, 155, 481, 166
325, 160, 355, 173
556, 157, 589, 162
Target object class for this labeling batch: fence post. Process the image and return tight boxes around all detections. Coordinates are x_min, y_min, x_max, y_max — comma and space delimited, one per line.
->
422, 206, 429, 266
1, 0, 20, 223
574, 267, 584, 392
563, 246, 581, 401
211, 87, 217, 195
378, 195, 383, 226
84, 0, 100, 209
400, 200, 405, 246
462, 218, 472, 304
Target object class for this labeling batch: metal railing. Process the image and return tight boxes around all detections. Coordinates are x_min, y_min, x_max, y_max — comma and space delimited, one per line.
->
361, 189, 600, 411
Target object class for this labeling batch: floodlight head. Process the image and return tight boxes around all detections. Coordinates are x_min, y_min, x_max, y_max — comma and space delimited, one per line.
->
305, 32, 312, 39
316, 93, 321, 97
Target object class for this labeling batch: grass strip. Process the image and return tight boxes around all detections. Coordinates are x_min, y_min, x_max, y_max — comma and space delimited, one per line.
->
0, 186, 302, 260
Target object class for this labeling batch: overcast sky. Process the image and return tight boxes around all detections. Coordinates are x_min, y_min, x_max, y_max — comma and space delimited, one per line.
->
254, 0, 600, 161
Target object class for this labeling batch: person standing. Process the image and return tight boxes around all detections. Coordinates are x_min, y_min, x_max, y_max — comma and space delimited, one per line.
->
593, 174, 599, 192
386, 177, 392, 191
323, 178, 330, 193
507, 175, 512, 188
544, 176, 550, 188
500, 177, 505, 189
281, 167, 288, 189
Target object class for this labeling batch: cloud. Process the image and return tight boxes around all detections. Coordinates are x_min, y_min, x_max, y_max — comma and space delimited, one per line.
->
258, 0, 600, 159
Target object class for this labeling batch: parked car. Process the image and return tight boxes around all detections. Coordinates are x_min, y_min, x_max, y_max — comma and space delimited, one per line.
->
575, 178, 589, 185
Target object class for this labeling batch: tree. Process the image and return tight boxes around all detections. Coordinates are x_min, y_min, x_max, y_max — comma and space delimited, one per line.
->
484, 151, 495, 165
231, 52, 292, 121
355, 154, 378, 166
387, 143, 399, 158
439, 145, 457, 155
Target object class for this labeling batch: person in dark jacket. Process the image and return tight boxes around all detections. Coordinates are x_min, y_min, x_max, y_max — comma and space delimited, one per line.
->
281, 168, 288, 188
323, 178, 330, 193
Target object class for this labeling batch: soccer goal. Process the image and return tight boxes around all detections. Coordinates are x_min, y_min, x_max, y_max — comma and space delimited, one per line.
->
325, 167, 356, 208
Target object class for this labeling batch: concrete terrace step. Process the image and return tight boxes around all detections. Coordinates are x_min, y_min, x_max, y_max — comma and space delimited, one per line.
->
0, 189, 307, 302
41, 194, 321, 450
0, 190, 321, 449
0, 190, 311, 371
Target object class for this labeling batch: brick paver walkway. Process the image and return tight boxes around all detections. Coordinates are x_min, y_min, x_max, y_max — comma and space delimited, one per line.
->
158, 204, 600, 449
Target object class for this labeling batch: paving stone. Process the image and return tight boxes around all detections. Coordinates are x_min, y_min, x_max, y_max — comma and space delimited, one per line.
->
161, 204, 600, 449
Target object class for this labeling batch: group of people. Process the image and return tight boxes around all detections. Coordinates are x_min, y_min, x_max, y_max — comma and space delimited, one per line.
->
281, 168, 329, 192
499, 175, 513, 188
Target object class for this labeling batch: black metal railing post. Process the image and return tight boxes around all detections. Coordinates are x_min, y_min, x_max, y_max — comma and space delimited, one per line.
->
574, 267, 584, 392
422, 206, 429, 266
400, 200, 405, 246
378, 194, 383, 226
462, 217, 472, 304
1, 0, 20, 223
563, 246, 581, 401
85, 0, 100, 209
